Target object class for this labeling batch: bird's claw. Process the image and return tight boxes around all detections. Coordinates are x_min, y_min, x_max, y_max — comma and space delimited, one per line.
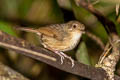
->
55, 51, 74, 67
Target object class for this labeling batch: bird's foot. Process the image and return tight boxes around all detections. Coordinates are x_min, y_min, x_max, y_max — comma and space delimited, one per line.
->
54, 51, 64, 64
54, 51, 74, 67
42, 45, 75, 67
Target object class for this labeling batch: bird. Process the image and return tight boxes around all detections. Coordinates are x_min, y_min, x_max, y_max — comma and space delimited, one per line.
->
16, 21, 85, 67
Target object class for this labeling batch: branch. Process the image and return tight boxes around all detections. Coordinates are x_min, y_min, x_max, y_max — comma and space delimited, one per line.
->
0, 30, 120, 80
86, 31, 105, 49
0, 62, 29, 80
74, 0, 120, 79
0, 30, 113, 80
96, 33, 120, 80
74, 0, 117, 35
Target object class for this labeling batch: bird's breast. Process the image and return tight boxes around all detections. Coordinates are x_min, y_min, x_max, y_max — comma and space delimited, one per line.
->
41, 32, 82, 51
62, 32, 82, 51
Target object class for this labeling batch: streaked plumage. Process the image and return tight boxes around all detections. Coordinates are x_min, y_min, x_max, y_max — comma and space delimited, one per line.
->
16, 21, 85, 67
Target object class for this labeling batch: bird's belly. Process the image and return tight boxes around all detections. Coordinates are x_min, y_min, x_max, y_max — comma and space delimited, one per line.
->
41, 33, 81, 51
42, 37, 69, 51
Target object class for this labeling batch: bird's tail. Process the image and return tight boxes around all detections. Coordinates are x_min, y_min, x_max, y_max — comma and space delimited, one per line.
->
15, 26, 38, 33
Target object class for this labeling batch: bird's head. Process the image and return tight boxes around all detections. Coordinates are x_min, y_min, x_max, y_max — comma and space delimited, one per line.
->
65, 21, 85, 34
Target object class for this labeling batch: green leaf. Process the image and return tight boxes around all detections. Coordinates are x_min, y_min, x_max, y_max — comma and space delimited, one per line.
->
57, 0, 72, 10
0, 0, 19, 18
76, 41, 91, 65
101, 0, 120, 4
107, 12, 120, 36
25, 0, 64, 24
0, 21, 17, 36
18, 0, 33, 18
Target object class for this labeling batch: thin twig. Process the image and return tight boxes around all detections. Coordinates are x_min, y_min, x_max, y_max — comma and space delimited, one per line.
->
86, 31, 105, 49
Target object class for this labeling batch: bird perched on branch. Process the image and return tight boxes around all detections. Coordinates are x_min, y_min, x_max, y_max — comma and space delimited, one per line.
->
16, 21, 85, 67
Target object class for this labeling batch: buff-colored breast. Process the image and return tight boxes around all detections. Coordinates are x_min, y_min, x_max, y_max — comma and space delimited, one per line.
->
41, 32, 82, 51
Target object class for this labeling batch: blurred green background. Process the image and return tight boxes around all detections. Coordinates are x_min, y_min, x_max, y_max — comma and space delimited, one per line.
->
0, 0, 120, 80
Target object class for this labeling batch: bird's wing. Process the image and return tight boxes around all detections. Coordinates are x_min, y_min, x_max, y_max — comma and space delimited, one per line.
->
38, 25, 66, 41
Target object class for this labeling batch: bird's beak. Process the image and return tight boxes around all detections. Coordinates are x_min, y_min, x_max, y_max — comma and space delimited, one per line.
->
81, 30, 85, 34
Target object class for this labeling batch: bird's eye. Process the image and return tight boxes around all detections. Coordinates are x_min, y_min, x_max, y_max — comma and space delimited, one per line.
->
72, 24, 77, 28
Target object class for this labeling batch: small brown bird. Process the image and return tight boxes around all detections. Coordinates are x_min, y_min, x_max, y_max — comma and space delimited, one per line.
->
16, 21, 85, 67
